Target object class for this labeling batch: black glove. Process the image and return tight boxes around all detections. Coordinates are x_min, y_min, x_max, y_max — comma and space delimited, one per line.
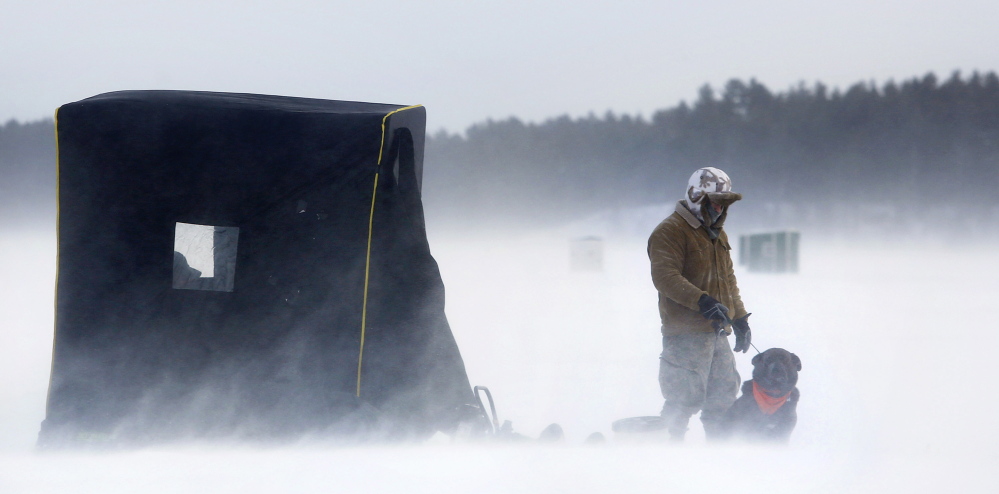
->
697, 294, 729, 330
732, 313, 752, 353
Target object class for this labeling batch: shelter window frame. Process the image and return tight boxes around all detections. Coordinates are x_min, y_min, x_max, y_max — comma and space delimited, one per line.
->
172, 222, 239, 292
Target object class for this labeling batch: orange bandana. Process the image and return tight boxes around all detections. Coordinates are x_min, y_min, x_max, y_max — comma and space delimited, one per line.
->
752, 381, 790, 415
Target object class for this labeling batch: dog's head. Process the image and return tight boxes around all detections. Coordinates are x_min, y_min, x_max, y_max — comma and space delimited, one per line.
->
751, 348, 801, 398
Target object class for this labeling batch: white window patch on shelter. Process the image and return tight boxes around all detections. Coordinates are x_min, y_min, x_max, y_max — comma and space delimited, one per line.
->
173, 222, 239, 292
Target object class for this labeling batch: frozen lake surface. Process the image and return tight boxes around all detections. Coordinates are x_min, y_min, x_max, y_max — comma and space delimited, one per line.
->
1, 214, 997, 493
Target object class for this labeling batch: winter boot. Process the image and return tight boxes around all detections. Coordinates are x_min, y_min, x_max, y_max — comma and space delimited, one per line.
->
660, 403, 695, 442
700, 409, 728, 442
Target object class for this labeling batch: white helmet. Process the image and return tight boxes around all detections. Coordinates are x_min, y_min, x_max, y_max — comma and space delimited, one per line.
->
683, 167, 742, 219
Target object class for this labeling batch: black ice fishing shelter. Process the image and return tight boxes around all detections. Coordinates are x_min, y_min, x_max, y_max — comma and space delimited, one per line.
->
39, 91, 474, 446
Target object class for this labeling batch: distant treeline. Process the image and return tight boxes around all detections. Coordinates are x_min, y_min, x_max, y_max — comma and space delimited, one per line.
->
3, 72, 999, 230
424, 71, 999, 229
0, 119, 56, 225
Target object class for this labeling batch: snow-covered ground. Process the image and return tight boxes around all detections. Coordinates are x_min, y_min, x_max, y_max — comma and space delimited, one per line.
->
1, 209, 997, 493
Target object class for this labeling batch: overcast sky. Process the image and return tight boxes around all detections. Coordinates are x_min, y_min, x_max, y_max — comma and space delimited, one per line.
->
2, 0, 997, 133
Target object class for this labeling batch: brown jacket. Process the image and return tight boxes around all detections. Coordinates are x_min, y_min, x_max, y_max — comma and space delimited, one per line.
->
648, 201, 747, 335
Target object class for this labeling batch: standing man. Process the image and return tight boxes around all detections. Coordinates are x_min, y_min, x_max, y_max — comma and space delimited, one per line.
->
648, 167, 752, 441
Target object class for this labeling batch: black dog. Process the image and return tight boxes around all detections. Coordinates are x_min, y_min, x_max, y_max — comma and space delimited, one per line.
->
720, 348, 801, 443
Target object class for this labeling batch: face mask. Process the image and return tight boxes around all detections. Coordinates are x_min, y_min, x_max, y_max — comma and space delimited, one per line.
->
705, 201, 723, 225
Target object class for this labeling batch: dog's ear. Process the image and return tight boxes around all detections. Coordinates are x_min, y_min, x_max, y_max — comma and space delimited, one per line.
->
791, 353, 802, 371
752, 352, 763, 366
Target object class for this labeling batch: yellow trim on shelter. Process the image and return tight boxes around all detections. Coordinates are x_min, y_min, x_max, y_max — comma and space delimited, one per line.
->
357, 104, 423, 397
46, 108, 62, 412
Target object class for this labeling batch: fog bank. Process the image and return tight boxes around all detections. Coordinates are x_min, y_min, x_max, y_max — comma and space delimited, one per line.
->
1, 211, 997, 491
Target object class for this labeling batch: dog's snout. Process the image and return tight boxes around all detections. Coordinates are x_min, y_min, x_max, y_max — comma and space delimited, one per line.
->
768, 362, 787, 382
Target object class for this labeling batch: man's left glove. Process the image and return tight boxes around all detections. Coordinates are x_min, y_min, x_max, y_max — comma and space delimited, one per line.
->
732, 313, 752, 353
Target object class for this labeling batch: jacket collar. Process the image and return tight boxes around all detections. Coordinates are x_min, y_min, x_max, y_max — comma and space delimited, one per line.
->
675, 201, 702, 229
676, 201, 729, 240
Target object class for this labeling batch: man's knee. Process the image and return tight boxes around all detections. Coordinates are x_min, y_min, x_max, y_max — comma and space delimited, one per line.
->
659, 356, 707, 406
